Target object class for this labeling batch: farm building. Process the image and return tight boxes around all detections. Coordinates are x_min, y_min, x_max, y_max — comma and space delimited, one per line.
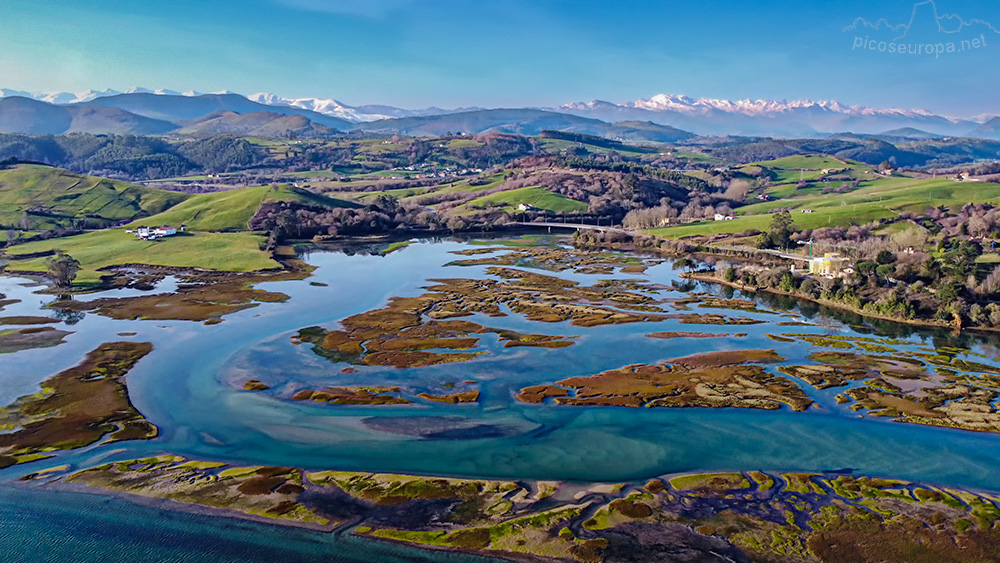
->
134, 225, 180, 240
809, 253, 848, 277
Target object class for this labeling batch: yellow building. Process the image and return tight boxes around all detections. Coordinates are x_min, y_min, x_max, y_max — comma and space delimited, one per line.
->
809, 253, 847, 276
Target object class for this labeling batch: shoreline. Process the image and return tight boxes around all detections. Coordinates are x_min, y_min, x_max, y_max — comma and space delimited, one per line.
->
682, 271, 970, 332
24, 479, 343, 534
15, 463, 1000, 563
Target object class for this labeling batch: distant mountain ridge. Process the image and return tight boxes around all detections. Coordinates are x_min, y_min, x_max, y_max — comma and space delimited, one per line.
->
246, 92, 478, 123
352, 108, 693, 141
1, 87, 999, 139
0, 97, 177, 135
77, 93, 353, 129
553, 96, 984, 137
179, 110, 338, 138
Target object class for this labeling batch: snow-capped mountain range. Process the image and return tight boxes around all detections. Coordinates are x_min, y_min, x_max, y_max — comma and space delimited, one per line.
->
552, 96, 977, 137
616, 94, 939, 119
0, 87, 241, 105
0, 87, 994, 137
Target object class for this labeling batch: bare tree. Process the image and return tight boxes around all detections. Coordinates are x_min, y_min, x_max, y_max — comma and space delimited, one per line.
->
723, 178, 752, 201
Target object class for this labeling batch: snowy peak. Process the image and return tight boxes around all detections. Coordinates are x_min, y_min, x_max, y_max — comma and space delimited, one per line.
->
246, 92, 470, 122
550, 94, 989, 137
247, 92, 379, 122
0, 88, 33, 99
247, 92, 281, 106
0, 87, 205, 105
0, 87, 123, 104
622, 94, 934, 118
124, 87, 179, 96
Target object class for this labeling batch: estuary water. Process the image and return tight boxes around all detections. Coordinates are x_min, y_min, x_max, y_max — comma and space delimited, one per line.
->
2, 235, 1000, 561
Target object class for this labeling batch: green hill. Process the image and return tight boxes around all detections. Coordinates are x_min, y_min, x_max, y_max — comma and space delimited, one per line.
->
2, 180, 361, 283
0, 164, 188, 230
5, 230, 278, 284
465, 186, 589, 214
750, 155, 856, 170
128, 185, 359, 231
650, 175, 1000, 239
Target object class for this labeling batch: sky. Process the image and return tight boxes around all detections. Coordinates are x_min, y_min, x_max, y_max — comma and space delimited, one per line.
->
0, 0, 997, 116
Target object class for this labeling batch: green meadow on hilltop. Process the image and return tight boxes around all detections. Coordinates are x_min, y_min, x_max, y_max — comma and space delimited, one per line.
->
464, 186, 589, 214
650, 173, 1000, 239
129, 185, 358, 231
6, 230, 278, 284
0, 164, 187, 230
0, 177, 360, 283
0, 170, 361, 284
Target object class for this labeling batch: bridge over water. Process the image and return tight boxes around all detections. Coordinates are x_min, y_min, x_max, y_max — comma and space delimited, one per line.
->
511, 221, 632, 236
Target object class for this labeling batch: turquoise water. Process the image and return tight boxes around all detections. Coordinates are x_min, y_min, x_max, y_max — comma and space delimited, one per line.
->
3, 236, 1000, 560
0, 487, 503, 563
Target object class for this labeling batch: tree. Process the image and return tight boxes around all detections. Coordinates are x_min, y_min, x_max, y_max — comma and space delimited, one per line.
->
46, 251, 81, 289
890, 227, 928, 252
768, 210, 794, 249
275, 208, 297, 240
938, 280, 961, 305
875, 264, 895, 279
876, 250, 896, 265
978, 265, 1000, 295
723, 179, 752, 201
779, 272, 796, 292
756, 231, 774, 249
770, 210, 793, 233
969, 304, 985, 326
855, 261, 877, 277
673, 258, 695, 273
800, 278, 817, 297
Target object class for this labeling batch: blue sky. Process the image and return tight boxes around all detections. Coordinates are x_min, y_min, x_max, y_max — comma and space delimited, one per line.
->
0, 0, 996, 115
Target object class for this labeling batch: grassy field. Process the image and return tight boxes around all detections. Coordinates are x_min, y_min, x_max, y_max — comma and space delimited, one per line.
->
129, 185, 357, 231
5, 230, 279, 283
319, 173, 513, 206
464, 186, 588, 214
341, 186, 438, 202
0, 164, 188, 230
436, 173, 509, 194
537, 138, 654, 157
751, 155, 858, 170
650, 176, 1000, 239
446, 138, 484, 149
742, 155, 875, 186
0, 182, 360, 282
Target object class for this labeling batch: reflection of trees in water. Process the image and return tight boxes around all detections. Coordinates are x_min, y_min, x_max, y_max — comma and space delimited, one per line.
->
53, 309, 85, 325
301, 232, 573, 260
672, 280, 696, 293
45, 300, 86, 325
748, 287, 1000, 352
720, 285, 736, 300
